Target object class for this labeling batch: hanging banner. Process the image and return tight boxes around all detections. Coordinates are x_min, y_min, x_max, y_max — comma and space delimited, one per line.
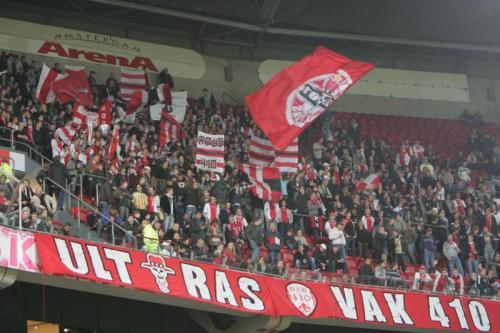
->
0, 226, 40, 272
0, 149, 26, 172
195, 131, 225, 174
34, 232, 499, 332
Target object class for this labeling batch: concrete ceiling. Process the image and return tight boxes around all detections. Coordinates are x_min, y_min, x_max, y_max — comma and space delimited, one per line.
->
2, 0, 500, 76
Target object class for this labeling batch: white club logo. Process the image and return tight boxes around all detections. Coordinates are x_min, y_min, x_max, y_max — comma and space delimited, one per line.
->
286, 282, 317, 317
141, 253, 175, 293
285, 70, 353, 128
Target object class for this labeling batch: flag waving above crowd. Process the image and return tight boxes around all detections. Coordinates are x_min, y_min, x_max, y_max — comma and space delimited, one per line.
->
70, 102, 87, 130
195, 131, 225, 174
119, 68, 146, 101
51, 65, 93, 107
248, 135, 298, 173
245, 46, 373, 150
150, 91, 188, 122
36, 64, 65, 104
356, 173, 381, 192
239, 164, 282, 202
159, 111, 184, 147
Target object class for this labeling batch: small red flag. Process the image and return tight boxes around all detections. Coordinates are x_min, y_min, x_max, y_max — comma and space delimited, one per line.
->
108, 126, 120, 158
245, 46, 373, 150
98, 99, 112, 127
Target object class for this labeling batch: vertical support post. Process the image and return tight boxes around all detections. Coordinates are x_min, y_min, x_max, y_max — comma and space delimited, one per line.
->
18, 184, 22, 230
77, 175, 84, 231
96, 183, 100, 208
77, 198, 81, 231
111, 222, 115, 246
66, 179, 70, 209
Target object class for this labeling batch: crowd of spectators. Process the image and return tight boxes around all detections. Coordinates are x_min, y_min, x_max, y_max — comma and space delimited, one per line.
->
1, 50, 500, 299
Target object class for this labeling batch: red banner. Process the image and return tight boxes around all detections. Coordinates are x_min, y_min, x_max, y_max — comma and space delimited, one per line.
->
0, 226, 40, 272
245, 46, 374, 150
35, 233, 499, 332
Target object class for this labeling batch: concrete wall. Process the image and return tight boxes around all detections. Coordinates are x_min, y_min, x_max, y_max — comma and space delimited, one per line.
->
176, 59, 500, 124
172, 56, 261, 104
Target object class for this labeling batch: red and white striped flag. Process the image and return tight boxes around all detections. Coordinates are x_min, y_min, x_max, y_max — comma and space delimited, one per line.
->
55, 126, 76, 145
248, 135, 298, 173
195, 131, 225, 174
248, 135, 275, 166
120, 68, 146, 101
36, 64, 65, 104
271, 138, 298, 173
159, 111, 183, 148
239, 164, 282, 202
156, 83, 172, 105
71, 103, 87, 129
125, 90, 148, 115
356, 174, 381, 192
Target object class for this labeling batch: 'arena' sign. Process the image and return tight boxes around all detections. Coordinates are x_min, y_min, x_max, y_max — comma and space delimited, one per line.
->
0, 17, 206, 78
37, 41, 158, 72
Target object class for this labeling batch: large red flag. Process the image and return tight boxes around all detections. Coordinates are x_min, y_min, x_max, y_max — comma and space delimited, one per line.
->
245, 46, 373, 150
51, 69, 93, 107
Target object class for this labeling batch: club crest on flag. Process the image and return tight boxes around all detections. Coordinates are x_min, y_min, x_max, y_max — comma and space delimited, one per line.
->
286, 70, 352, 128
286, 282, 317, 317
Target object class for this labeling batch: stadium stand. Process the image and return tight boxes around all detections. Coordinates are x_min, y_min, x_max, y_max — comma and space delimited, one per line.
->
0, 49, 499, 301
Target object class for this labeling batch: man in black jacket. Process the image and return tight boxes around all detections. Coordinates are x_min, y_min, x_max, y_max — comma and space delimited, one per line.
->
219, 202, 232, 226
160, 187, 175, 231
358, 257, 375, 285
264, 222, 282, 265
98, 177, 114, 211
185, 180, 201, 221
294, 244, 316, 270
295, 187, 309, 232
49, 156, 67, 210
245, 218, 263, 263
189, 211, 206, 245
313, 243, 329, 271
158, 68, 174, 88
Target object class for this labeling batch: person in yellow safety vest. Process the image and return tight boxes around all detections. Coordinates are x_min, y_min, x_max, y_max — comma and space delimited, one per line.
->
0, 160, 13, 183
143, 219, 161, 253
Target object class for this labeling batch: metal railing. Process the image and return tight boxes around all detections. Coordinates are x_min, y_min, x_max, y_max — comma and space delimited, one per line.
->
43, 176, 137, 248
0, 125, 52, 167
